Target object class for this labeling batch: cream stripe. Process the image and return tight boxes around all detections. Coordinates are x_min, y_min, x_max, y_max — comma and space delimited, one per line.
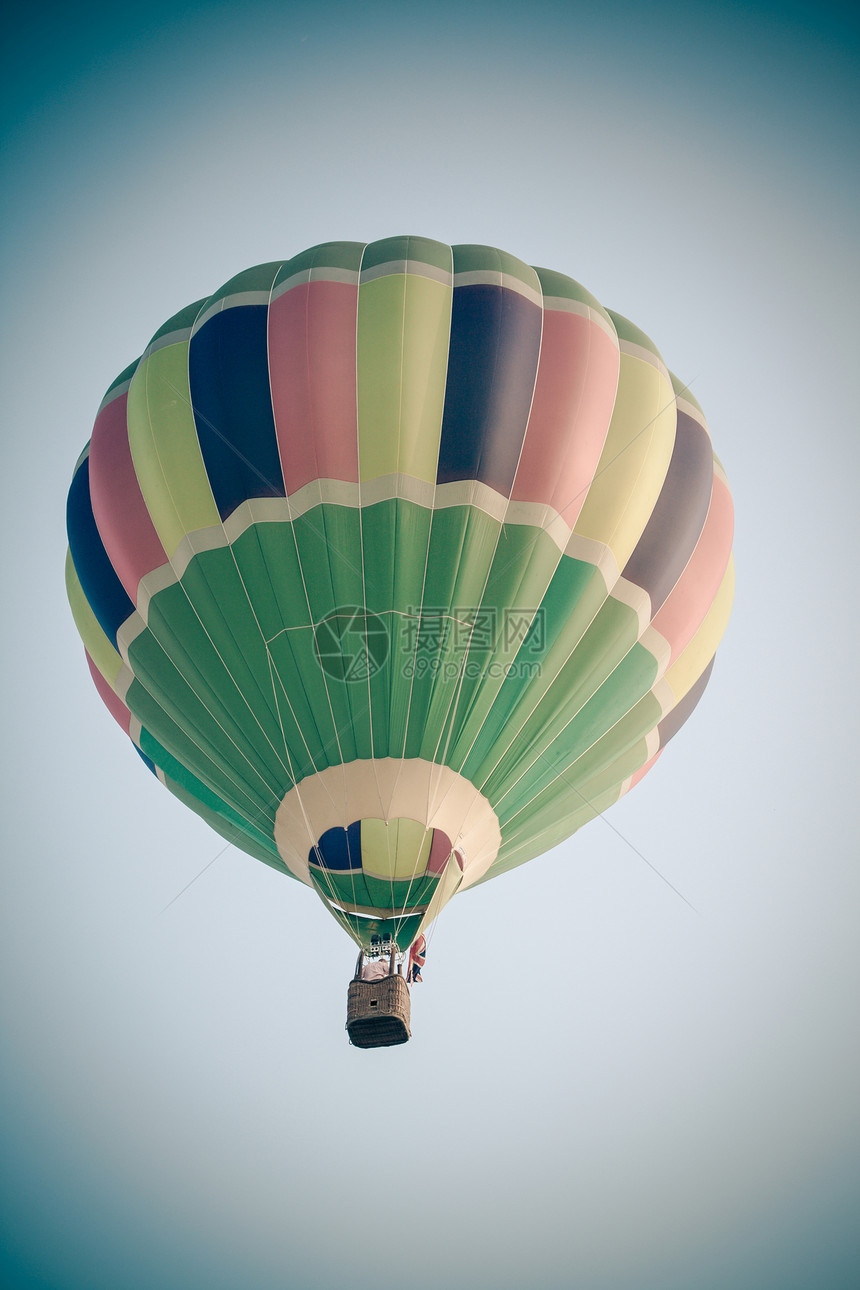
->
274, 758, 501, 888
115, 611, 148, 668
713, 456, 730, 489
360, 473, 435, 509
608, 574, 652, 635
542, 295, 618, 342
358, 259, 454, 287
113, 662, 136, 705
131, 477, 602, 612
452, 269, 542, 307
644, 724, 661, 760
271, 265, 361, 299
675, 393, 711, 435
141, 327, 194, 360
96, 375, 135, 415
619, 338, 671, 381
651, 674, 676, 719
433, 478, 509, 521
639, 624, 672, 676
192, 290, 273, 333
280, 478, 359, 518
316, 895, 434, 918
564, 530, 619, 586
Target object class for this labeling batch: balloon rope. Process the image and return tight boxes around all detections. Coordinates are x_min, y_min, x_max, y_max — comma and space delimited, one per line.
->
385, 239, 453, 933
137, 349, 360, 914
139, 354, 311, 791
416, 270, 546, 856
154, 300, 353, 848
469, 382, 701, 799
353, 244, 393, 917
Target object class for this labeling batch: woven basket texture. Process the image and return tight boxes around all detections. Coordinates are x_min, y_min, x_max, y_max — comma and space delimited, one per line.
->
346, 975, 411, 1048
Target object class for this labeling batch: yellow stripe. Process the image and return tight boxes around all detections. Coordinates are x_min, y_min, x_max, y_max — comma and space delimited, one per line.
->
665, 556, 735, 703
65, 549, 124, 687
357, 271, 452, 484
360, 816, 434, 880
127, 341, 220, 558
574, 353, 676, 568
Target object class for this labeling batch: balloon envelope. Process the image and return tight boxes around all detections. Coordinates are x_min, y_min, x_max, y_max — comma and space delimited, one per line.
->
66, 237, 734, 949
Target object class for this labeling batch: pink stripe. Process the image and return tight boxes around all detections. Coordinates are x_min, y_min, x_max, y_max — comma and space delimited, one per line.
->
628, 748, 662, 791
86, 651, 131, 734
426, 829, 453, 874
269, 281, 359, 492
89, 393, 167, 601
651, 469, 734, 663
511, 311, 618, 524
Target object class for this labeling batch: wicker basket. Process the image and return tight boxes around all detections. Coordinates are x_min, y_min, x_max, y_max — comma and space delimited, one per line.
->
346, 973, 411, 1048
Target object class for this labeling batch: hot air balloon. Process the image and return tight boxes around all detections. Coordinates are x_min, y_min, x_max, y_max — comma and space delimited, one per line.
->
66, 237, 734, 1046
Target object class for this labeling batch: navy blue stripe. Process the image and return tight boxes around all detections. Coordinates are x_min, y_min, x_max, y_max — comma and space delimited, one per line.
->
311, 820, 363, 871
437, 286, 542, 495
66, 456, 134, 648
657, 656, 716, 748
623, 411, 714, 610
135, 745, 157, 776
189, 306, 285, 521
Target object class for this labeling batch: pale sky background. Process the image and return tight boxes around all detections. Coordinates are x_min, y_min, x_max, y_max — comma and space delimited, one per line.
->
2, 2, 859, 1288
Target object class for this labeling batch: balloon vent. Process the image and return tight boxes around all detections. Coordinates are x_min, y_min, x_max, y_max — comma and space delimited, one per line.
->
346, 974, 411, 1048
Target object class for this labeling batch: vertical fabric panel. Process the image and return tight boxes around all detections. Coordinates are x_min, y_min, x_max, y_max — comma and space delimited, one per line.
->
89, 371, 168, 602
622, 408, 714, 611
356, 236, 453, 485
651, 459, 734, 662
512, 271, 619, 524
663, 557, 735, 704
574, 315, 676, 570
189, 263, 285, 520
658, 655, 715, 746
127, 322, 220, 560
437, 262, 542, 492
269, 241, 363, 493
66, 452, 135, 648
269, 288, 362, 490
65, 549, 124, 687
86, 651, 131, 733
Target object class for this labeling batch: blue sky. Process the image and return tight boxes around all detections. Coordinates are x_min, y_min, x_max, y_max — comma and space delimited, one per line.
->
2, 3, 859, 1288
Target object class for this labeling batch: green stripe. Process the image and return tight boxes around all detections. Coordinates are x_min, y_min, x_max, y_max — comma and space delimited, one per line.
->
361, 235, 452, 275
478, 604, 649, 802
606, 310, 664, 361
533, 267, 608, 317
447, 524, 563, 770
320, 902, 425, 952
200, 262, 283, 309
101, 358, 141, 402
149, 300, 206, 345
458, 555, 604, 778
670, 370, 705, 416
489, 648, 660, 823
309, 868, 439, 915
139, 728, 282, 869
274, 241, 365, 283
452, 244, 540, 291
125, 502, 665, 875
